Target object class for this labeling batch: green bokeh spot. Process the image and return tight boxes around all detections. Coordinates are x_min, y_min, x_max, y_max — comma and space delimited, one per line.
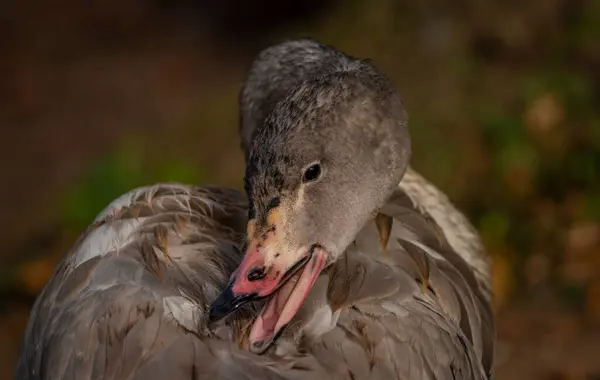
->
60, 142, 203, 229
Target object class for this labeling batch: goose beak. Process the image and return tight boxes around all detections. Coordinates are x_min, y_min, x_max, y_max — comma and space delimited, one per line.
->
209, 244, 328, 352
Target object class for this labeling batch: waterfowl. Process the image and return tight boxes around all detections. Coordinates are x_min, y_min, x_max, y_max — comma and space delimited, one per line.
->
16, 39, 495, 380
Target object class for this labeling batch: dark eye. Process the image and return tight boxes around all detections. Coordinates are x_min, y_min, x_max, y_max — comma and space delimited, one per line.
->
265, 197, 280, 213
302, 163, 322, 183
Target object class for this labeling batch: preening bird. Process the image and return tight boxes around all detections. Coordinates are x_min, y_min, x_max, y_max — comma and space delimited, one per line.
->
16, 38, 495, 380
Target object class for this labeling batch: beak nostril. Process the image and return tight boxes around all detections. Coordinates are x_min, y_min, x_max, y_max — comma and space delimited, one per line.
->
247, 267, 266, 282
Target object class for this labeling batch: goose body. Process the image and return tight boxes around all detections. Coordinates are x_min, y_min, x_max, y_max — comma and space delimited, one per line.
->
16, 39, 495, 380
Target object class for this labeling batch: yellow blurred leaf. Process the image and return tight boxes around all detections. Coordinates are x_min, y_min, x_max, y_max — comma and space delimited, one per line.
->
18, 258, 56, 295
524, 93, 564, 135
492, 251, 514, 310
566, 222, 600, 260
503, 165, 534, 198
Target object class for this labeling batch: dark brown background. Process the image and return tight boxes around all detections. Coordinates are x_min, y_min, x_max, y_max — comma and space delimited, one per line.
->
1, 0, 600, 378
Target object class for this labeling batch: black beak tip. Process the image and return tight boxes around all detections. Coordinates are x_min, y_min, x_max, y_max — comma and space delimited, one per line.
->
209, 286, 235, 322
208, 285, 257, 322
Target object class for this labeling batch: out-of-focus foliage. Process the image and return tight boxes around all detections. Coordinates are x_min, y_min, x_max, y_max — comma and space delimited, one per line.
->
60, 138, 204, 230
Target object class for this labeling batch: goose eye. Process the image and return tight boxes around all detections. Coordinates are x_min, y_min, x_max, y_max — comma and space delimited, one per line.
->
265, 197, 280, 212
302, 164, 322, 183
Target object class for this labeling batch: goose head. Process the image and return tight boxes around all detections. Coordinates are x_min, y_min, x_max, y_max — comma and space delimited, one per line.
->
210, 47, 410, 353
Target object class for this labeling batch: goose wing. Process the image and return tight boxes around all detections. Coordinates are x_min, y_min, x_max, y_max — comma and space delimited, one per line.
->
296, 173, 494, 380
15, 184, 333, 380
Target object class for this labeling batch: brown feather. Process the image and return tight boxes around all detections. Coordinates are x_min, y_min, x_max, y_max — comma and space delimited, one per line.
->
375, 213, 393, 257
397, 238, 431, 294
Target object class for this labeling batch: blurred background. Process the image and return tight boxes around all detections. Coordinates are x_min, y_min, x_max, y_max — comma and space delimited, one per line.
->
1, 0, 599, 378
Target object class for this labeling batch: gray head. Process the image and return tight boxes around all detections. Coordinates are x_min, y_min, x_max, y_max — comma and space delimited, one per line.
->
238, 38, 362, 156
211, 39, 410, 353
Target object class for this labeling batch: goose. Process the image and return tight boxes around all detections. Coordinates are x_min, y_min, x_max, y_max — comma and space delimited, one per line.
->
16, 38, 495, 380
